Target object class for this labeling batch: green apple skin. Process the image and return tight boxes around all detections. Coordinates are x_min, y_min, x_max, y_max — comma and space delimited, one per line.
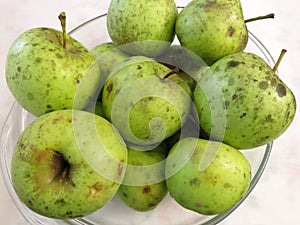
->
6, 27, 100, 116
102, 56, 191, 146
90, 42, 130, 101
90, 42, 129, 79
107, 0, 178, 57
176, 0, 248, 65
117, 148, 167, 211
165, 138, 251, 215
11, 109, 127, 219
193, 52, 296, 149
155, 44, 208, 88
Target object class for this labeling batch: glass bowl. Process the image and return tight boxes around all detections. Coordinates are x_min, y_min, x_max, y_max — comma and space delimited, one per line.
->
1, 11, 274, 225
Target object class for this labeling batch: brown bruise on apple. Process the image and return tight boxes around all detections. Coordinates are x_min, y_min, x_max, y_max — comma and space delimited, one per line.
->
27, 146, 76, 196
89, 182, 102, 196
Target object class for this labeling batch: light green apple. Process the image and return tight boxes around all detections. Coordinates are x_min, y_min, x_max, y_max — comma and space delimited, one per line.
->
175, 0, 248, 65
165, 137, 251, 215
107, 0, 178, 57
11, 109, 128, 219
193, 52, 296, 149
117, 148, 167, 211
102, 55, 192, 146
6, 13, 101, 116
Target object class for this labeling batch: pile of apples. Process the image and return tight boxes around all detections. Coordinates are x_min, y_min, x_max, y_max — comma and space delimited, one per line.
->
5, 0, 296, 221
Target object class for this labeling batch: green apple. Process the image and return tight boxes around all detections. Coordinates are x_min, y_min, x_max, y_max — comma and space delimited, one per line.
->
175, 0, 248, 65
165, 137, 251, 215
117, 148, 167, 211
107, 0, 178, 57
5, 12, 101, 116
193, 51, 296, 149
11, 109, 128, 219
102, 55, 192, 146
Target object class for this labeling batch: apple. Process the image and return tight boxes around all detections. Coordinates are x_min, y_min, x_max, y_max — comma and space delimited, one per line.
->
117, 148, 167, 211
107, 0, 178, 57
102, 55, 192, 147
165, 137, 251, 215
5, 12, 101, 116
10, 109, 128, 219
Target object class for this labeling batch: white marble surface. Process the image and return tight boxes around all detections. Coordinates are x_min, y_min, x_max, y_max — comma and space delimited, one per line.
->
0, 0, 299, 224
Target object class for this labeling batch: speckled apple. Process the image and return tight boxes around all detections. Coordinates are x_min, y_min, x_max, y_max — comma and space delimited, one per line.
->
102, 56, 192, 146
11, 109, 128, 219
176, 0, 248, 65
6, 27, 100, 116
165, 137, 251, 215
193, 52, 296, 149
107, 0, 178, 57
117, 148, 167, 211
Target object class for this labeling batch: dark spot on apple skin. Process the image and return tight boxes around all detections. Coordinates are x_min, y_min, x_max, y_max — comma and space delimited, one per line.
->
240, 112, 247, 119
228, 26, 235, 37
228, 77, 235, 86
106, 83, 113, 93
56, 53, 63, 59
223, 183, 232, 188
143, 186, 151, 194
227, 61, 240, 68
265, 114, 273, 122
35, 57, 42, 64
122, 191, 128, 198
225, 100, 230, 109
190, 177, 200, 186
276, 83, 287, 97
259, 81, 268, 89
27, 93, 34, 100
53, 115, 64, 122
55, 198, 66, 205
196, 202, 203, 207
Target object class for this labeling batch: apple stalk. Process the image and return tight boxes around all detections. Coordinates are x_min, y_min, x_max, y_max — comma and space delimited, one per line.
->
244, 13, 275, 23
54, 151, 71, 183
58, 12, 67, 48
273, 49, 287, 72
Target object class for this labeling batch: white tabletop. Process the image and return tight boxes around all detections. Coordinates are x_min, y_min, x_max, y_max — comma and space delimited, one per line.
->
1, 0, 299, 224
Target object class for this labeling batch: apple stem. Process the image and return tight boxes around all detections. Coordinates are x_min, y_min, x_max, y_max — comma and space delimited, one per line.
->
273, 49, 287, 72
59, 164, 70, 182
245, 13, 275, 23
58, 12, 67, 49
162, 67, 181, 79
